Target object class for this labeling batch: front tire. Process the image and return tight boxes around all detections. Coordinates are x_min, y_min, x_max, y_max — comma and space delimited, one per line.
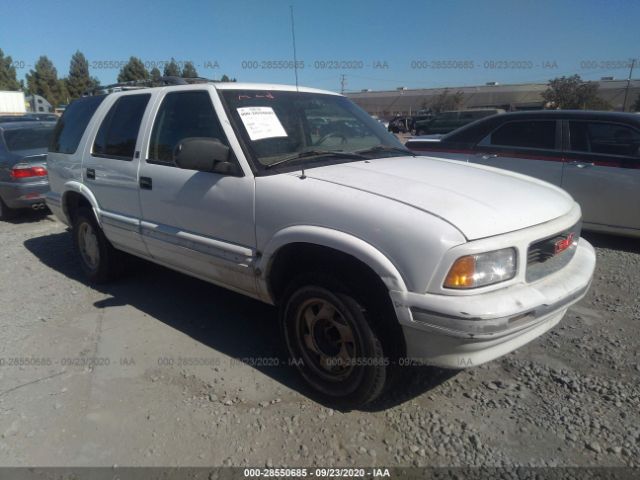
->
73, 208, 122, 283
281, 274, 391, 408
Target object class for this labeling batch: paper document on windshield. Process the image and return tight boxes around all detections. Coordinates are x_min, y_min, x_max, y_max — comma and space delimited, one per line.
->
237, 107, 288, 141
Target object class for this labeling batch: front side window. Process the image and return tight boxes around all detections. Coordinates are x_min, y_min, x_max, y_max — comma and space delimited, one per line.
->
221, 89, 405, 171
569, 121, 640, 158
148, 91, 229, 165
488, 120, 556, 150
93, 94, 150, 160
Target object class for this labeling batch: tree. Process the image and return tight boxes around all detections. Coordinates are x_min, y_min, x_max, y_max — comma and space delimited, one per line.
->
66, 50, 98, 99
181, 61, 198, 78
542, 75, 611, 110
117, 57, 149, 82
150, 67, 162, 85
25, 56, 67, 107
220, 74, 236, 82
0, 49, 21, 90
632, 94, 640, 112
428, 89, 464, 113
163, 58, 181, 77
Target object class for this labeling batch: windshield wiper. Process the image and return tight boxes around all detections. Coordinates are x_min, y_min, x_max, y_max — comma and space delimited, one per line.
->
355, 145, 416, 157
264, 149, 367, 169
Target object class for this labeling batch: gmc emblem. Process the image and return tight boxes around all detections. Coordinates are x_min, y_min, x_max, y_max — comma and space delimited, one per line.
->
554, 232, 576, 254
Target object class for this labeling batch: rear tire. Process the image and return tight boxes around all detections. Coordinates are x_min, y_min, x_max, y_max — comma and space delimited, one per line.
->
72, 208, 123, 283
0, 197, 17, 221
281, 273, 396, 408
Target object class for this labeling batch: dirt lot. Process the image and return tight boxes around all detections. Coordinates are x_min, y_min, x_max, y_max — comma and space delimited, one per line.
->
0, 211, 638, 467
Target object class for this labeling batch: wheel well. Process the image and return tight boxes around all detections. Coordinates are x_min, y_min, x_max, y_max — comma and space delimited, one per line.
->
63, 191, 92, 225
268, 243, 389, 305
267, 242, 406, 359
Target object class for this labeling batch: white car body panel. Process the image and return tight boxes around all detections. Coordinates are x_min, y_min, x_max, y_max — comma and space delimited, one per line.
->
299, 156, 574, 240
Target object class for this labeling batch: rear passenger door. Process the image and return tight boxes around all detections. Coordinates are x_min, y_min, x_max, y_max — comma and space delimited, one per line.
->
137, 89, 257, 296
562, 120, 640, 233
472, 119, 563, 185
82, 93, 151, 256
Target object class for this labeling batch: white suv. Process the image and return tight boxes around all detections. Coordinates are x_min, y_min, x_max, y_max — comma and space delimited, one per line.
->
46, 82, 596, 407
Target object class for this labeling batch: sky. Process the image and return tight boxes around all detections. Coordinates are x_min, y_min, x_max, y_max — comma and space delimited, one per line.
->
1, 0, 639, 93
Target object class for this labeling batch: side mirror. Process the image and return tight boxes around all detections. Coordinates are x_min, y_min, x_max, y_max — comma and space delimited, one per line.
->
173, 137, 236, 174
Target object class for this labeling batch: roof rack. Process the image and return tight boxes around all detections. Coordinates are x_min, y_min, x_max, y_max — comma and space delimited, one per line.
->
84, 76, 216, 96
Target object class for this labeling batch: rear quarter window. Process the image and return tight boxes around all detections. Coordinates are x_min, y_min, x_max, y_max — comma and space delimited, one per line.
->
49, 96, 105, 154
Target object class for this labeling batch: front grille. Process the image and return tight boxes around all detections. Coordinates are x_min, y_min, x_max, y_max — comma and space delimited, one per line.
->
526, 223, 581, 283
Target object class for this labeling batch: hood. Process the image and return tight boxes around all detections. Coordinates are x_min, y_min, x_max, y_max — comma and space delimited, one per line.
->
303, 156, 574, 240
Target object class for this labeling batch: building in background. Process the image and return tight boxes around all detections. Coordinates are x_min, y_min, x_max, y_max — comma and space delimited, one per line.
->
347, 79, 640, 118
25, 94, 53, 113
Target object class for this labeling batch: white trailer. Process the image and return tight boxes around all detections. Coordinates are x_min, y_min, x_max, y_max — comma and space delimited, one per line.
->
0, 91, 27, 114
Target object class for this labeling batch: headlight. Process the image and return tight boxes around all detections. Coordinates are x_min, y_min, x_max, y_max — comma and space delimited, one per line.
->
443, 248, 517, 289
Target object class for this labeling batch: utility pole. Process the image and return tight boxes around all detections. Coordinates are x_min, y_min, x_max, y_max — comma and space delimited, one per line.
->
340, 74, 346, 94
622, 58, 635, 112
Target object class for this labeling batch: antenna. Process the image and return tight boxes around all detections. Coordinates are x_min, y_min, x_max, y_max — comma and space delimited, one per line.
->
290, 5, 299, 90
340, 74, 347, 94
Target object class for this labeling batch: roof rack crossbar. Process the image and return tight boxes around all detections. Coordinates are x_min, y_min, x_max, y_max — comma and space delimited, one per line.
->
84, 76, 217, 96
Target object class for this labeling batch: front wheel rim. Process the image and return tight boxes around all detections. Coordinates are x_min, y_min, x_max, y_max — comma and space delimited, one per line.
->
78, 222, 100, 270
295, 297, 357, 382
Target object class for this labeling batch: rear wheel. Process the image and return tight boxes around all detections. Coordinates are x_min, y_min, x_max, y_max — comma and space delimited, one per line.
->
0, 197, 17, 221
281, 273, 394, 408
73, 208, 123, 283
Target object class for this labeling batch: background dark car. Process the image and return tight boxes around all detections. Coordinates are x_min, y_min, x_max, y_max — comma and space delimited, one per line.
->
387, 115, 414, 133
414, 109, 505, 135
0, 121, 56, 220
0, 113, 59, 123
406, 110, 640, 238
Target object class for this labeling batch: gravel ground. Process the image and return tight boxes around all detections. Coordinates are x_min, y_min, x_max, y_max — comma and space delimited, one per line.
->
0, 211, 638, 468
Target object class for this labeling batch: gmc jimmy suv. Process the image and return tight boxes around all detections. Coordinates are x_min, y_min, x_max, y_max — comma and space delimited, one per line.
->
46, 81, 596, 407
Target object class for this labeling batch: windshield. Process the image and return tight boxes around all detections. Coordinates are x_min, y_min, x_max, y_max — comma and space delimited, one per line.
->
221, 90, 407, 170
3, 126, 55, 152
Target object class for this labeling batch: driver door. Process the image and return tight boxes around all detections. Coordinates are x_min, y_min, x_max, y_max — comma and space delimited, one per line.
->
137, 89, 258, 296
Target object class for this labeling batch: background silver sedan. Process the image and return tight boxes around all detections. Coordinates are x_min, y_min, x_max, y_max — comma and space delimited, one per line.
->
407, 110, 640, 238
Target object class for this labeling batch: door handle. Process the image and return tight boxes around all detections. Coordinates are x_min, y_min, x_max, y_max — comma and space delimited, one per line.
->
86, 168, 95, 180
569, 161, 594, 169
139, 176, 152, 190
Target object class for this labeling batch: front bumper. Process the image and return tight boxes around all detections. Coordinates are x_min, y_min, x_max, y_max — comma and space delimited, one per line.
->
390, 238, 596, 368
0, 180, 49, 209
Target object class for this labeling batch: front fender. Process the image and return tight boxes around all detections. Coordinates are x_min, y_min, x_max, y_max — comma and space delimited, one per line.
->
256, 225, 408, 303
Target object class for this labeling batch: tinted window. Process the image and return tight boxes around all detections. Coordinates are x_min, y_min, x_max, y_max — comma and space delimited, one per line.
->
93, 94, 150, 159
4, 126, 55, 152
489, 120, 556, 149
149, 91, 227, 164
569, 121, 640, 157
49, 95, 105, 154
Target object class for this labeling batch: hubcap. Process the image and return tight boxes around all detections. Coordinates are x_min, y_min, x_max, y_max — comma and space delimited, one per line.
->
78, 222, 100, 270
296, 298, 357, 381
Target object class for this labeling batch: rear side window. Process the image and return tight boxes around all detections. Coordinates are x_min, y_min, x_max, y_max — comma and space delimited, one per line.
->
93, 94, 150, 160
4, 126, 55, 152
49, 96, 105, 154
488, 120, 556, 150
148, 91, 228, 164
569, 122, 640, 158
